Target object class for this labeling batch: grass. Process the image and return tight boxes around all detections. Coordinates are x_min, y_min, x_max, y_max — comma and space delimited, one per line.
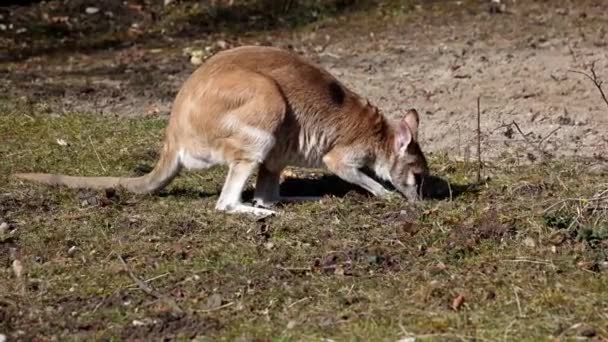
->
1, 101, 608, 341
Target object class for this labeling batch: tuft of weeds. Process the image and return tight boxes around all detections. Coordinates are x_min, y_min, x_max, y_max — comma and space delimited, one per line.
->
1, 102, 608, 340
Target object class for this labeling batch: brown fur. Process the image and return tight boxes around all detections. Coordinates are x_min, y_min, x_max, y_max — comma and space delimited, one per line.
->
13, 46, 429, 215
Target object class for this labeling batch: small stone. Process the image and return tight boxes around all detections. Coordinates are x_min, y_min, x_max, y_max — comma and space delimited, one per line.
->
67, 246, 78, 257
132, 319, 146, 326
190, 50, 204, 65
397, 337, 416, 342
205, 294, 223, 310
85, 7, 100, 14
523, 237, 536, 248
0, 333, 6, 342
0, 222, 9, 234
216, 40, 228, 49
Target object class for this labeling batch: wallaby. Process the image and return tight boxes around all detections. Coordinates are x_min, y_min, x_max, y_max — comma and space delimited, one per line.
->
13, 45, 429, 216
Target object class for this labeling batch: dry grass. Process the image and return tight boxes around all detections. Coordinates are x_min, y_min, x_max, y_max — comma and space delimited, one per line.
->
1, 99, 608, 341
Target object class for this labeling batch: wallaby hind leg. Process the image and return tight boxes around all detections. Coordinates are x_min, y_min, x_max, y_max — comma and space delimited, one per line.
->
253, 165, 281, 208
216, 160, 276, 217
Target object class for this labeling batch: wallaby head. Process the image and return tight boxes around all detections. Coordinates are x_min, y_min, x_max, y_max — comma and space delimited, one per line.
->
386, 109, 429, 199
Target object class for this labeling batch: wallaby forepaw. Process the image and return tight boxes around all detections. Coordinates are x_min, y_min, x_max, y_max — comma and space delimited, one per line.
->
218, 203, 277, 218
252, 198, 277, 209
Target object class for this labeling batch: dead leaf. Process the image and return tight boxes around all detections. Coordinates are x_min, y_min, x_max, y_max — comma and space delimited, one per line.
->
205, 294, 223, 310
128, 3, 143, 12
49, 16, 69, 23
451, 293, 465, 310
0, 222, 8, 235
146, 103, 160, 115
334, 265, 345, 276
523, 237, 536, 248
12, 259, 24, 279
549, 231, 567, 246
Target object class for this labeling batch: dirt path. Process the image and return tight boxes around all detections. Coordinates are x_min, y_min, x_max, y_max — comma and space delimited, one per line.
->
2, 0, 607, 161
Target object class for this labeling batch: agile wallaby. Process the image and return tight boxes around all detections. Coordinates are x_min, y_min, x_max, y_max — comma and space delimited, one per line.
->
13, 45, 429, 216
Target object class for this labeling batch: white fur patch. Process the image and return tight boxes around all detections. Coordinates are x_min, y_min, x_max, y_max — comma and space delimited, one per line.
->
373, 158, 392, 182
406, 171, 416, 186
178, 149, 223, 170
297, 129, 331, 167
221, 114, 276, 162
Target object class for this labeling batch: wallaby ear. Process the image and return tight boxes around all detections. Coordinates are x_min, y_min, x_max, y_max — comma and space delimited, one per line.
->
394, 120, 413, 155
402, 108, 419, 140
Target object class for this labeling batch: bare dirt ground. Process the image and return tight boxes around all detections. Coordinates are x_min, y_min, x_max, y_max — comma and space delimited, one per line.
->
1, 0, 607, 163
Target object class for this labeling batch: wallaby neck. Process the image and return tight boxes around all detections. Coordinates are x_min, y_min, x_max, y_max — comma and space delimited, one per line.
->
356, 105, 396, 183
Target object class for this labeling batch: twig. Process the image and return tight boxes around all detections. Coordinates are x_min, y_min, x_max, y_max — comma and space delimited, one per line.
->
277, 265, 312, 272
476, 96, 482, 183
567, 44, 577, 63
503, 319, 517, 342
127, 272, 170, 289
503, 259, 557, 269
457, 123, 462, 160
542, 195, 608, 213
568, 62, 608, 111
288, 296, 310, 308
511, 121, 548, 160
197, 301, 234, 313
513, 287, 523, 317
88, 136, 107, 173
447, 179, 453, 203
538, 126, 561, 149
116, 253, 183, 314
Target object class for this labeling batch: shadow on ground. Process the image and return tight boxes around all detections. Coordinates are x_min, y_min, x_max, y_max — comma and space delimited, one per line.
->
241, 173, 477, 202
0, 0, 383, 62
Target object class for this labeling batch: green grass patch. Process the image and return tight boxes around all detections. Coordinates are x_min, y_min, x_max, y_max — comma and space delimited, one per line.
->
1, 104, 608, 340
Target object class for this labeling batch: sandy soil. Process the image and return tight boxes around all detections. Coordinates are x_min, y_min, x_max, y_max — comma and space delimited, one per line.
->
1, 0, 607, 162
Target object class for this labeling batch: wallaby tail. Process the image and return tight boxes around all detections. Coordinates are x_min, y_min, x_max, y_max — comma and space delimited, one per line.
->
12, 144, 181, 194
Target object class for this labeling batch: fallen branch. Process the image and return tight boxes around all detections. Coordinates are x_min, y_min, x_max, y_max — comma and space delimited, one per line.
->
197, 301, 234, 313
542, 194, 608, 213
568, 61, 608, 111
116, 253, 183, 315
476, 96, 482, 183
538, 126, 561, 149
511, 121, 550, 160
